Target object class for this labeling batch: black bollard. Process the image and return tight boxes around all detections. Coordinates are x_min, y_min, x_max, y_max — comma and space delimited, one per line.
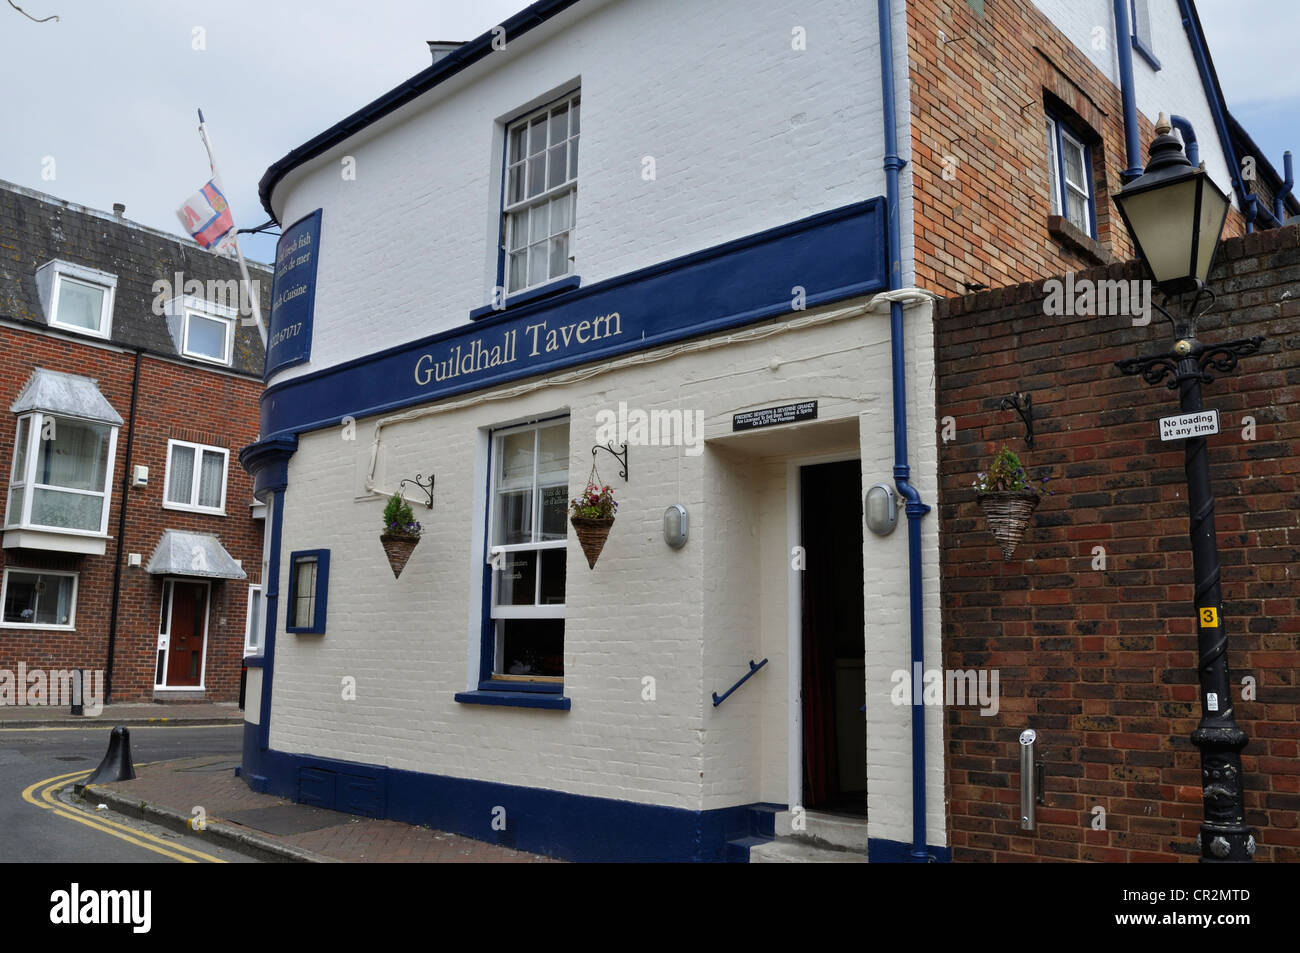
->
84, 725, 137, 785
70, 669, 84, 717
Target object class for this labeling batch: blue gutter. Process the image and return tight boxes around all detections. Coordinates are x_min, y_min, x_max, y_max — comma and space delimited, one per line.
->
1276, 151, 1294, 223
1176, 0, 1255, 228
1169, 115, 1199, 167
1113, 0, 1143, 181
877, 0, 932, 864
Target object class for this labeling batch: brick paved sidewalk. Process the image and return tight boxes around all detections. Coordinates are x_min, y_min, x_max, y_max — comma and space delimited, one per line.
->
1, 701, 244, 728
87, 756, 558, 863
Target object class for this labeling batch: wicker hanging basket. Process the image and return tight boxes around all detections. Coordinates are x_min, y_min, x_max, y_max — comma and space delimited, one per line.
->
977, 491, 1041, 561
571, 516, 614, 569
380, 533, 420, 579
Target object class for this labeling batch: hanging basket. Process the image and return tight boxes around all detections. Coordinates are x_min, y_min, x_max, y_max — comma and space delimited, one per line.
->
571, 516, 614, 569
380, 533, 420, 579
977, 491, 1040, 561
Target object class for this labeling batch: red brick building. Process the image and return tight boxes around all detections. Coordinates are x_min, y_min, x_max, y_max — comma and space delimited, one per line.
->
936, 224, 1300, 862
0, 180, 268, 703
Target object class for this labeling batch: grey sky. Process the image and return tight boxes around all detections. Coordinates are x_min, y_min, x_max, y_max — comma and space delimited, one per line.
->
1, 1, 1294, 266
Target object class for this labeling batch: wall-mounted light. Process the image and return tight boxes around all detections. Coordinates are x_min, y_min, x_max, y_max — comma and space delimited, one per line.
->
864, 483, 897, 536
664, 504, 688, 549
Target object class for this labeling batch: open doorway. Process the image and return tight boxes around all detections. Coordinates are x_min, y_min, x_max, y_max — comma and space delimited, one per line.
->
799, 459, 866, 815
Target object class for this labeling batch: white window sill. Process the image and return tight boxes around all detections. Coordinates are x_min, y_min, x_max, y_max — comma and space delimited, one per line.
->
2, 528, 109, 556
181, 350, 232, 367
48, 320, 110, 340
0, 622, 75, 631
162, 502, 226, 517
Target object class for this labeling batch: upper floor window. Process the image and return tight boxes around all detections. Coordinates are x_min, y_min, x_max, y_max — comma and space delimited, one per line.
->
164, 439, 228, 514
182, 307, 235, 365
503, 92, 580, 296
1130, 0, 1160, 70
36, 261, 117, 339
5, 412, 117, 536
487, 419, 569, 682
1045, 115, 1096, 238
286, 549, 330, 634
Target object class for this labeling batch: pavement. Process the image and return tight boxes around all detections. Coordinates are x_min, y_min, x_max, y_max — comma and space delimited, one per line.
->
0, 701, 244, 728
81, 754, 559, 863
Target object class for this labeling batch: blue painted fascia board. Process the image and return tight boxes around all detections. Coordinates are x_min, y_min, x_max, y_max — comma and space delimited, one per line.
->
1176, 0, 1248, 212
258, 0, 587, 219
258, 198, 886, 441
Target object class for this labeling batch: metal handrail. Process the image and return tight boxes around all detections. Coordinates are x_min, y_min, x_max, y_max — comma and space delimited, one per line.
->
711, 658, 768, 708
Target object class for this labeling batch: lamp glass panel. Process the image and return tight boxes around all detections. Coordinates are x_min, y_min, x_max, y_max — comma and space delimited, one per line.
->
1194, 181, 1230, 283
1118, 178, 1198, 285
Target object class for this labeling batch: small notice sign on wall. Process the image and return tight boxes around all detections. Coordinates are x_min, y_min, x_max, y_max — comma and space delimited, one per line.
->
1159, 409, 1219, 441
732, 400, 818, 431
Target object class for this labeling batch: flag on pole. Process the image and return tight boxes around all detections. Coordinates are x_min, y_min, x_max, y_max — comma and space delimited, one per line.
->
176, 178, 236, 253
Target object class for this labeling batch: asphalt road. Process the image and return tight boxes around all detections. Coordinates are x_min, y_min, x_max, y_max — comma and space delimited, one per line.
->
1, 723, 260, 862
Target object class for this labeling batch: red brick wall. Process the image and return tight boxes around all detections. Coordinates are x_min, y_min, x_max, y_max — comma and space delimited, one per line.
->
907, 0, 1247, 296
935, 225, 1300, 862
0, 325, 263, 702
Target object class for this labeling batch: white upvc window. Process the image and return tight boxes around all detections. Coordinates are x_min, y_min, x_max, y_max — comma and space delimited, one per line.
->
0, 568, 77, 629
1045, 115, 1094, 236
4, 412, 117, 536
182, 307, 235, 365
244, 584, 263, 653
163, 439, 229, 514
487, 419, 569, 681
503, 91, 580, 295
37, 261, 117, 339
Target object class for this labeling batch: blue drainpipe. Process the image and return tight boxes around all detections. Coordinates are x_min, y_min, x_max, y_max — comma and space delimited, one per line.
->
1169, 115, 1200, 167
1114, 0, 1143, 182
1276, 151, 1294, 223
877, 0, 933, 863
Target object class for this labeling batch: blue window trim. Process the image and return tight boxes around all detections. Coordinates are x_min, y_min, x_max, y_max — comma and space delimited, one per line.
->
285, 548, 330, 634
470, 415, 570, 706
469, 274, 581, 321
454, 690, 571, 710
1130, 0, 1161, 70
1046, 110, 1098, 240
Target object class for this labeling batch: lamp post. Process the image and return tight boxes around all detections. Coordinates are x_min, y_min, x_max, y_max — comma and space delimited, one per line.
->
1112, 115, 1261, 863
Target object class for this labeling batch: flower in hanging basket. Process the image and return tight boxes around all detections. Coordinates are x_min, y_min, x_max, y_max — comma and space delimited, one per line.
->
973, 445, 1051, 561
569, 480, 617, 569
379, 491, 423, 578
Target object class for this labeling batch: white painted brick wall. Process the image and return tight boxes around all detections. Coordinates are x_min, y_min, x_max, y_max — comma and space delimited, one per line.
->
269, 0, 900, 383
1030, 0, 1236, 203
266, 296, 943, 824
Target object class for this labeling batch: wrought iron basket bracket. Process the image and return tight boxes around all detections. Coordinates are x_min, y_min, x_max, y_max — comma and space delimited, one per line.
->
998, 392, 1034, 448
592, 442, 628, 482
398, 473, 435, 509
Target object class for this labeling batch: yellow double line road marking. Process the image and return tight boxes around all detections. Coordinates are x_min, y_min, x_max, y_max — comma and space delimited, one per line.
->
22, 769, 227, 863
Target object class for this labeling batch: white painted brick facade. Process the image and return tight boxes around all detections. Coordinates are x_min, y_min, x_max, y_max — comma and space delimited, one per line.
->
262, 296, 943, 843
268, 0, 909, 383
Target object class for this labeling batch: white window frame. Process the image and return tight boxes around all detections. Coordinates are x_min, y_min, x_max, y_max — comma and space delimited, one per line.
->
38, 261, 117, 340
244, 584, 263, 654
4, 411, 118, 537
502, 91, 581, 297
163, 439, 229, 515
486, 418, 569, 681
0, 568, 78, 630
1045, 115, 1094, 236
181, 307, 235, 366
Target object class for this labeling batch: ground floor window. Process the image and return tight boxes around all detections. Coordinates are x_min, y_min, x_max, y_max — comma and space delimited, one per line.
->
0, 569, 77, 628
244, 584, 263, 653
488, 418, 568, 681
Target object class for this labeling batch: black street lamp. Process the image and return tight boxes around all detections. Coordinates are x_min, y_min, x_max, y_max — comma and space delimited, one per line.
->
1113, 115, 1261, 863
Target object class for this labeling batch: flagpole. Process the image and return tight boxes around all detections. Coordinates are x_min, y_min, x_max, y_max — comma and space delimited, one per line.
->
196, 108, 267, 350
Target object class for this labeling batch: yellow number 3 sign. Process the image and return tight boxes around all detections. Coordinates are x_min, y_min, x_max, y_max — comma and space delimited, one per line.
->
1200, 607, 1220, 627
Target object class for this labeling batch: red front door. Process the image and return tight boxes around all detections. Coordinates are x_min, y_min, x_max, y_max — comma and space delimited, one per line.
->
165, 582, 208, 687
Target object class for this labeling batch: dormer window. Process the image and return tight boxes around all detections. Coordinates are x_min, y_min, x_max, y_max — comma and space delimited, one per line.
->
183, 308, 234, 364
35, 261, 117, 339
160, 295, 237, 366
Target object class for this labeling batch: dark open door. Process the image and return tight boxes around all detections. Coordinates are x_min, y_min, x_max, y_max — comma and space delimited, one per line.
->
165, 581, 208, 687
800, 460, 866, 814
